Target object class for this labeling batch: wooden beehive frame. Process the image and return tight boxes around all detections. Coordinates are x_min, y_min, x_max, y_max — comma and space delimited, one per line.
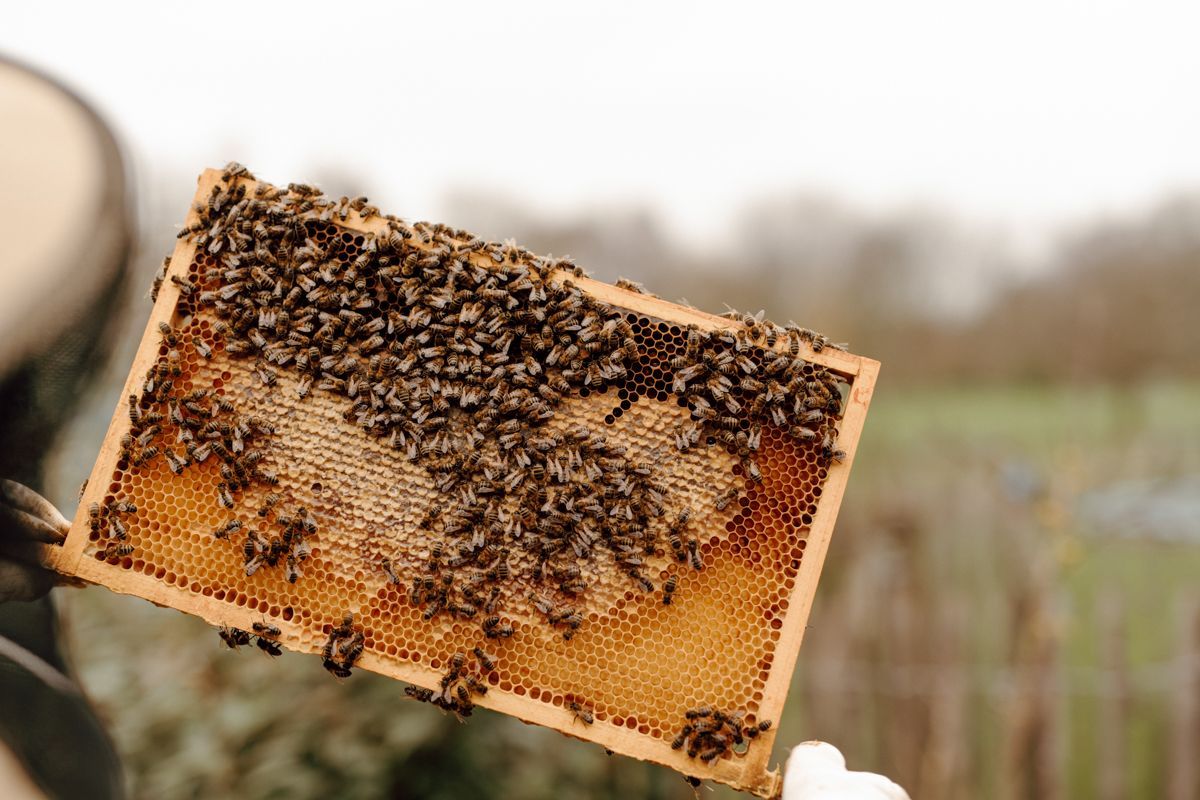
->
43, 169, 879, 797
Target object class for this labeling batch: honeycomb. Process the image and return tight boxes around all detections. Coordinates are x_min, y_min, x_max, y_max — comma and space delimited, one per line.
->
47, 167, 879, 797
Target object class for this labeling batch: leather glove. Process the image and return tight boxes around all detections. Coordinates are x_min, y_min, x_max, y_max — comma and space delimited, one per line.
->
0, 480, 68, 602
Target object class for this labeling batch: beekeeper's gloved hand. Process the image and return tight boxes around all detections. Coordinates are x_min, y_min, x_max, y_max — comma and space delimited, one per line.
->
0, 480, 68, 602
783, 741, 911, 800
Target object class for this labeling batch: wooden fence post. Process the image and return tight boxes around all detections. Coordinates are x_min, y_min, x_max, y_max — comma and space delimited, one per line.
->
1167, 593, 1200, 800
1097, 591, 1127, 800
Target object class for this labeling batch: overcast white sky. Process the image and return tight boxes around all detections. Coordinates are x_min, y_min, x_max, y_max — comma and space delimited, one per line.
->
6, 1, 1200, 250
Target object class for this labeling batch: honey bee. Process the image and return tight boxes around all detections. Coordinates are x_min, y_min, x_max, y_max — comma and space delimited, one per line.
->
668, 508, 690, 560
150, 260, 168, 301
473, 647, 496, 672
662, 574, 677, 605
627, 570, 654, 593
255, 637, 283, 657
714, 487, 739, 511
405, 686, 434, 702
108, 515, 127, 542
217, 483, 235, 509
744, 719, 773, 738
792, 426, 818, 442
379, 557, 400, 585
318, 614, 360, 677
323, 660, 353, 679
292, 539, 312, 563
341, 637, 364, 667
164, 449, 188, 475
220, 463, 241, 491
450, 602, 478, 619
170, 275, 196, 297
221, 161, 253, 182
133, 446, 159, 466
243, 530, 263, 560
104, 500, 136, 518
667, 528, 685, 561
181, 399, 208, 419
552, 564, 581, 581
252, 621, 281, 637
98, 543, 134, 560
422, 599, 443, 621
483, 616, 514, 639
218, 625, 252, 649
278, 553, 299, 583
823, 439, 847, 463
687, 539, 703, 571
332, 613, 355, 638
559, 578, 588, 595
255, 363, 277, 386
321, 629, 339, 663
568, 700, 594, 725
158, 322, 178, 346
168, 401, 185, 427
483, 586, 502, 614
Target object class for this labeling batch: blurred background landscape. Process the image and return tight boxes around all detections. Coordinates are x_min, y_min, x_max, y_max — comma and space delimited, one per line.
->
7, 2, 1200, 798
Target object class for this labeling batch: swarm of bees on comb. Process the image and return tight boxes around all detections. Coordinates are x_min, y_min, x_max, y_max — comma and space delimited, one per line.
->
59, 162, 877, 796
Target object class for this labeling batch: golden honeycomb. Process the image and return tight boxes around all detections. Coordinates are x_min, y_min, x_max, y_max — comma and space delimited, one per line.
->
46, 168, 879, 797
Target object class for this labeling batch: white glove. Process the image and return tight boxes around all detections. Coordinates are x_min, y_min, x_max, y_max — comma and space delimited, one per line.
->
783, 741, 911, 800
